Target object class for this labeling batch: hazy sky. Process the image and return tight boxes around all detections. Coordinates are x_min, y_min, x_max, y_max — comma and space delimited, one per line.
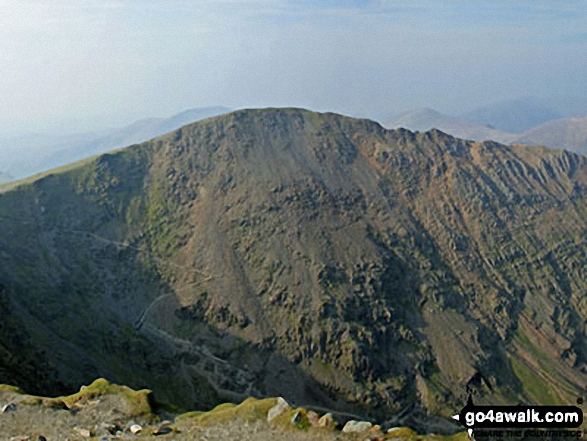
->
1, 0, 586, 134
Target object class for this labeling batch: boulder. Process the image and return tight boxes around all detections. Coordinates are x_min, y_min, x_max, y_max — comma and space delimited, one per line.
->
1, 403, 17, 413
267, 397, 291, 423
342, 420, 373, 433
307, 410, 319, 425
73, 427, 92, 438
153, 426, 173, 436
130, 424, 142, 434
317, 413, 334, 427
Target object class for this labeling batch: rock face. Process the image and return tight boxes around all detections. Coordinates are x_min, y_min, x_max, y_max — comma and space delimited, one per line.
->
0, 108, 586, 430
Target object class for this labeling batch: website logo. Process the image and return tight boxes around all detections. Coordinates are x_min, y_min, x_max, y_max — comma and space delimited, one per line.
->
452, 395, 583, 438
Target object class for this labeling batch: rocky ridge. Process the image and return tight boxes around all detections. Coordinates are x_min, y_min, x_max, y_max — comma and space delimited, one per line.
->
0, 379, 466, 441
0, 108, 586, 432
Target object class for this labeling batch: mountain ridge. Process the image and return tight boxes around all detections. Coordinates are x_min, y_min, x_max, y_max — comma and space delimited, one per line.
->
384, 108, 587, 157
1, 108, 586, 432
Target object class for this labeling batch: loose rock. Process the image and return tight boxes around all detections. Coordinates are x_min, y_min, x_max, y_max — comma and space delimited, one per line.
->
2, 402, 17, 413
98, 422, 119, 435
130, 424, 142, 434
307, 410, 319, 425
317, 413, 334, 427
73, 427, 92, 437
267, 397, 291, 423
153, 426, 173, 436
342, 420, 373, 433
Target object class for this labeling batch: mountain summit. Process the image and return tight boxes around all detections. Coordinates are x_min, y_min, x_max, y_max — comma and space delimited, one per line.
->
0, 108, 586, 432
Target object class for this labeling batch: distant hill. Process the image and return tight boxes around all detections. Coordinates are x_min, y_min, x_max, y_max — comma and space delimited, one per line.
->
0, 106, 231, 180
384, 108, 587, 158
460, 97, 563, 133
516, 117, 587, 157
384, 108, 515, 143
1, 109, 587, 432
0, 131, 105, 178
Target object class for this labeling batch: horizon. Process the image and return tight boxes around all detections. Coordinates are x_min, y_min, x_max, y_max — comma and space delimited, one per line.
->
1, 1, 586, 136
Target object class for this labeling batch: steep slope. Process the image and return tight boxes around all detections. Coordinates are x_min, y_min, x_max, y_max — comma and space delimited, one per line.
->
516, 117, 587, 157
0, 109, 587, 432
384, 108, 515, 143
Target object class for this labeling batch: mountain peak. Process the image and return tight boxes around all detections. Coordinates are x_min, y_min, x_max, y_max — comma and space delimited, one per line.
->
1, 108, 587, 433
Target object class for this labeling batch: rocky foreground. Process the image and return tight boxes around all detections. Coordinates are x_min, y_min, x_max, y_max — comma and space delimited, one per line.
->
0, 379, 466, 441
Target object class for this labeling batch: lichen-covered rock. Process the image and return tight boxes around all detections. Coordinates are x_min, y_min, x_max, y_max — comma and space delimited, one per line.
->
317, 413, 335, 428
267, 397, 291, 423
342, 420, 373, 433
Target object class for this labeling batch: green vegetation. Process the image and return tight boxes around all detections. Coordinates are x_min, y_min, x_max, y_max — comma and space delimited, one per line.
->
59, 378, 156, 417
509, 358, 562, 405
177, 397, 277, 425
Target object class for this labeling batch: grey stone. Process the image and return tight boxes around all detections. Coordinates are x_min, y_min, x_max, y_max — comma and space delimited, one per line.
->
130, 424, 142, 434
317, 413, 334, 427
342, 420, 373, 433
153, 426, 173, 436
1, 403, 17, 413
291, 411, 301, 425
267, 397, 291, 423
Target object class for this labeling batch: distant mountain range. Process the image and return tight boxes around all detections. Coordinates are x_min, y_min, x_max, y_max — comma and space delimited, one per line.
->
517, 117, 587, 157
384, 108, 516, 143
0, 106, 230, 181
385, 108, 587, 157
459, 97, 564, 133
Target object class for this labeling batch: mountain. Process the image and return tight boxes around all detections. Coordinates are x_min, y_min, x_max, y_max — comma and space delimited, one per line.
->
384, 109, 587, 159
516, 117, 587, 157
1, 106, 231, 180
1, 109, 586, 433
384, 108, 515, 143
460, 97, 563, 133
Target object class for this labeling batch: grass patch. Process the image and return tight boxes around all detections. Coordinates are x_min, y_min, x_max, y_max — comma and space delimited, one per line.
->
510, 358, 561, 405
0, 384, 23, 394
59, 378, 155, 417
177, 397, 277, 426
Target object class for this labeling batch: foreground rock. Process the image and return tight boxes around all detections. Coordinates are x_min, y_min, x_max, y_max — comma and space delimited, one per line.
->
0, 379, 468, 440
342, 420, 373, 433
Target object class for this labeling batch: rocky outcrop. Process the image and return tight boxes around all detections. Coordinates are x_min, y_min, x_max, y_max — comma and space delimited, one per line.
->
0, 109, 586, 431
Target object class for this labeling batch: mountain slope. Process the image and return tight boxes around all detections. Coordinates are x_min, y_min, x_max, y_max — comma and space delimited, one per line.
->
0, 109, 586, 432
384, 109, 587, 158
516, 117, 587, 157
384, 108, 515, 143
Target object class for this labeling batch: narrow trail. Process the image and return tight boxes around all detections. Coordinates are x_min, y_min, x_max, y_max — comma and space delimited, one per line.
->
0, 214, 220, 333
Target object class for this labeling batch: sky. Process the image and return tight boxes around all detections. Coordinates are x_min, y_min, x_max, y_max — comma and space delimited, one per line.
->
1, 0, 586, 135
